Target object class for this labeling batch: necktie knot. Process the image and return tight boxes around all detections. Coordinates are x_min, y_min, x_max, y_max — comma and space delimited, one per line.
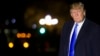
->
75, 23, 78, 27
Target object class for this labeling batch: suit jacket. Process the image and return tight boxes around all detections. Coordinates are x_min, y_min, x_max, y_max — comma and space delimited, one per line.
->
58, 19, 100, 56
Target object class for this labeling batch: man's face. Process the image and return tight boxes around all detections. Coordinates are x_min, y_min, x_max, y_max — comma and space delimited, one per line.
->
70, 8, 85, 23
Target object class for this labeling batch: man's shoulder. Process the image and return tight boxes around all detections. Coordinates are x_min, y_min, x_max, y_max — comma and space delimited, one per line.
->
85, 19, 100, 31
86, 19, 100, 27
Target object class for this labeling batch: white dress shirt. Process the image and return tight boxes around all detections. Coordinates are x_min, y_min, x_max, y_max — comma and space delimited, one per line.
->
69, 19, 85, 43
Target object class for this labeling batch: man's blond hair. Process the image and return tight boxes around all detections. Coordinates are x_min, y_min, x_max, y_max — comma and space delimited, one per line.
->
70, 2, 85, 10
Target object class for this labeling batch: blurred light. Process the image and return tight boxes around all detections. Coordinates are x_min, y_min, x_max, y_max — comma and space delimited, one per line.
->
23, 42, 29, 48
39, 27, 46, 34
26, 33, 31, 38
17, 33, 20, 38
45, 15, 52, 25
5, 20, 9, 25
12, 29, 18, 34
39, 19, 45, 25
16, 33, 25, 38
45, 15, 51, 20
8, 42, 14, 48
11, 18, 16, 24
32, 24, 37, 29
21, 33, 26, 38
51, 18, 58, 25
4, 29, 10, 34
39, 14, 59, 25
16, 33, 31, 38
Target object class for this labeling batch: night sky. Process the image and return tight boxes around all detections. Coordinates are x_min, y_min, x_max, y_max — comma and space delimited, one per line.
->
0, 0, 100, 29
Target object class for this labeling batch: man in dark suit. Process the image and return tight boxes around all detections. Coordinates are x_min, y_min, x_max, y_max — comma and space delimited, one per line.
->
58, 1, 100, 56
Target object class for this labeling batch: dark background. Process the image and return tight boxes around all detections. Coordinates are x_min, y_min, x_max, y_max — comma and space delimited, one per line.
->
0, 0, 100, 56
0, 0, 100, 25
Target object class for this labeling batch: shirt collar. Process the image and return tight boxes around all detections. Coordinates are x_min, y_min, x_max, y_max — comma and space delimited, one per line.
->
75, 18, 85, 26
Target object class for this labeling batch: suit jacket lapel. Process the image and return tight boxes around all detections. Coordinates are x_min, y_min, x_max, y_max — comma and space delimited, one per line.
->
64, 20, 74, 56
66, 21, 74, 44
75, 19, 89, 46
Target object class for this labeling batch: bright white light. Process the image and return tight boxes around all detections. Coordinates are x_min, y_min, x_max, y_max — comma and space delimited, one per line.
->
39, 19, 45, 25
45, 15, 52, 25
45, 15, 51, 20
51, 18, 58, 25
39, 14, 59, 25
